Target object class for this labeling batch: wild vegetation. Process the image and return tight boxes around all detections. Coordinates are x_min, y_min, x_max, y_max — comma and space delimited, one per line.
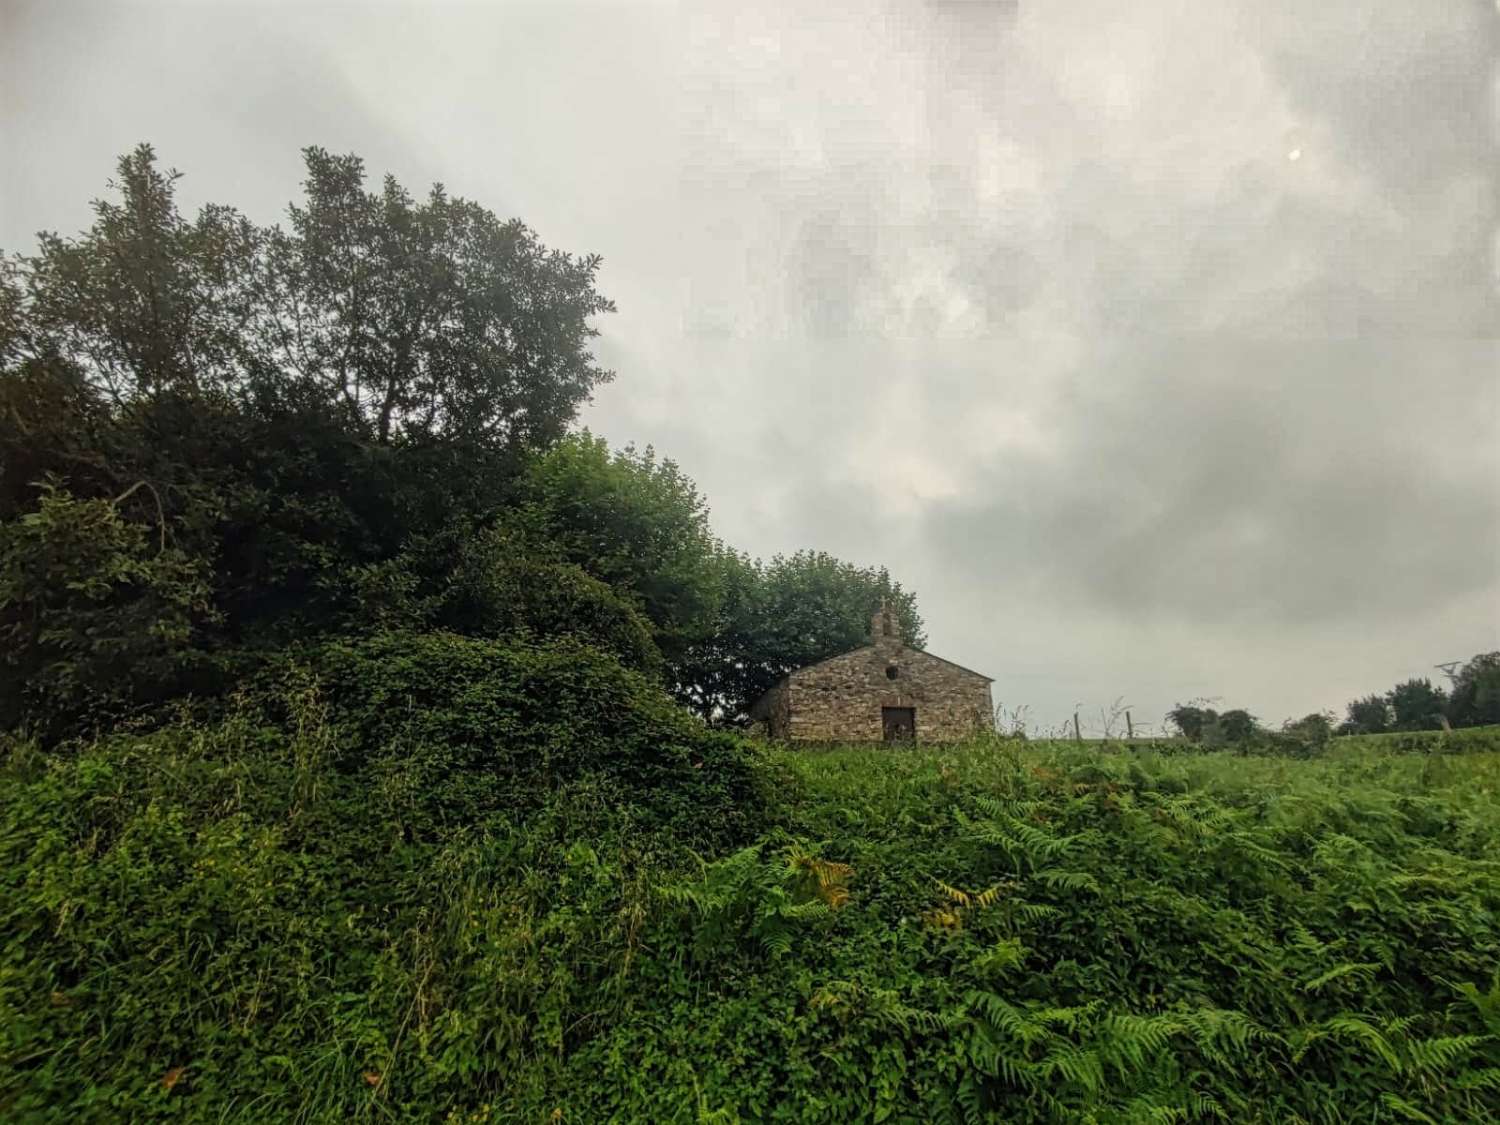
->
3, 149, 1498, 1122
5, 724, 1499, 1121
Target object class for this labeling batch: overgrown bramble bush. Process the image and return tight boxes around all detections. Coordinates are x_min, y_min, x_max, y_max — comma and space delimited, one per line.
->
4, 731, 1499, 1121
0, 633, 774, 1122
290, 630, 766, 840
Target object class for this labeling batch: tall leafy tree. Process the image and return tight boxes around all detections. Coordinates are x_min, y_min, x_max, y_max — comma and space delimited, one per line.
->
23, 145, 262, 404
1342, 694, 1392, 735
261, 148, 614, 450
1, 145, 618, 734
684, 549, 926, 723
519, 433, 725, 672
1447, 652, 1500, 729
1386, 677, 1448, 731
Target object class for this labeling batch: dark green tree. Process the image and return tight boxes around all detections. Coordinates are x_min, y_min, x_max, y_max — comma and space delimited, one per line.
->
261, 148, 614, 450
1214, 709, 1260, 743
684, 549, 925, 723
0, 485, 218, 732
23, 145, 262, 404
1, 145, 617, 735
1342, 694, 1392, 735
1167, 704, 1217, 741
1447, 652, 1500, 729
1386, 678, 1448, 731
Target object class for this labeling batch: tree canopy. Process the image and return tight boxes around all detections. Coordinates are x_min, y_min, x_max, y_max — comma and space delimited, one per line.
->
0, 145, 927, 738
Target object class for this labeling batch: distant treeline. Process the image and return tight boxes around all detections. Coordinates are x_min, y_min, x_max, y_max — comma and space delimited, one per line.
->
1163, 651, 1499, 749
1335, 655, 1499, 734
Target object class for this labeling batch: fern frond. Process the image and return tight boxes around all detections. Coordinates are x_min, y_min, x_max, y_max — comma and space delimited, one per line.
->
934, 879, 971, 907
972, 884, 1006, 909
1013, 902, 1062, 924
1318, 1014, 1401, 1071
1456, 1067, 1500, 1092
1190, 1091, 1229, 1120
1402, 1034, 1485, 1074
973, 937, 1027, 977
1378, 1092, 1438, 1124
1037, 1043, 1104, 1093
1300, 961, 1381, 993
1036, 869, 1101, 894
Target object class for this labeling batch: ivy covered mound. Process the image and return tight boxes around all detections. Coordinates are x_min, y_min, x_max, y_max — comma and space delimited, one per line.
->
5, 705, 1500, 1123
0, 632, 769, 1121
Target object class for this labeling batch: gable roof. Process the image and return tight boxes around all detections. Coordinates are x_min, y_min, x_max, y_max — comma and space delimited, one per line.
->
905, 647, 996, 683
747, 642, 993, 717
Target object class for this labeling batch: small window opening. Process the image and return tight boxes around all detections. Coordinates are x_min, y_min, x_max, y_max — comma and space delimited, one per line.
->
886, 664, 899, 680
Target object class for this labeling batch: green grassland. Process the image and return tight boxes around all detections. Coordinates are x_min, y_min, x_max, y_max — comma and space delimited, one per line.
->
3, 666, 1499, 1122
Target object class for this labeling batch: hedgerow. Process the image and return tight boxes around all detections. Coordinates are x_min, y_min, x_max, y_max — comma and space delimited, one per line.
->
1338, 725, 1500, 756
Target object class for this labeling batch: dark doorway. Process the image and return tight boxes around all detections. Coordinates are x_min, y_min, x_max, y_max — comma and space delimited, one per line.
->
882, 707, 916, 745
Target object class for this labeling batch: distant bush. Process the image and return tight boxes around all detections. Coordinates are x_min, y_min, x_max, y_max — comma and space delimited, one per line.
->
1166, 703, 1264, 746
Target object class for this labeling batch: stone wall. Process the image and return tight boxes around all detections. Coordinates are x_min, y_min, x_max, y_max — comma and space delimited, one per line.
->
783, 631, 993, 744
749, 679, 792, 740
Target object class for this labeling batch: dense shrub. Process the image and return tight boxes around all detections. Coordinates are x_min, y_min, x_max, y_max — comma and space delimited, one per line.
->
435, 527, 662, 675
0, 486, 218, 735
0, 634, 773, 1121
0, 715, 702, 1121
290, 630, 764, 840
572, 743, 1500, 1122
5, 735, 1497, 1122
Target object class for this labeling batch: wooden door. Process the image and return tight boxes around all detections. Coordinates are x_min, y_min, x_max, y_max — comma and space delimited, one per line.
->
882, 707, 915, 745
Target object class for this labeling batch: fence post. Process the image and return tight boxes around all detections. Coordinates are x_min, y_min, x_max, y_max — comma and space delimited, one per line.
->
1126, 710, 1134, 740
1073, 712, 1082, 743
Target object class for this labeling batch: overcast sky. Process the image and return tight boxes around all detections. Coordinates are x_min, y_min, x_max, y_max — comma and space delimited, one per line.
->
4, 0, 1498, 732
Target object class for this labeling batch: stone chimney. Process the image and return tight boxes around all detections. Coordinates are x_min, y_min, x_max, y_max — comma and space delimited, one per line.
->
870, 600, 895, 642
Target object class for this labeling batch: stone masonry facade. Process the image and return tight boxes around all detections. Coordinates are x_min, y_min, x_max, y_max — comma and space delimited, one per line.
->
749, 608, 994, 744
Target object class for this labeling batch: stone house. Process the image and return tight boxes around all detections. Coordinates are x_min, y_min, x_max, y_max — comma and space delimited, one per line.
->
748, 606, 994, 744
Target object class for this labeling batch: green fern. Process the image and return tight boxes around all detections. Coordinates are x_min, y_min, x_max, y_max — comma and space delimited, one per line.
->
1299, 961, 1382, 993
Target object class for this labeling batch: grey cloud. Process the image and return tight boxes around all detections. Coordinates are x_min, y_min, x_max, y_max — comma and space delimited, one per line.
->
924, 337, 1499, 622
3, 0, 1496, 728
